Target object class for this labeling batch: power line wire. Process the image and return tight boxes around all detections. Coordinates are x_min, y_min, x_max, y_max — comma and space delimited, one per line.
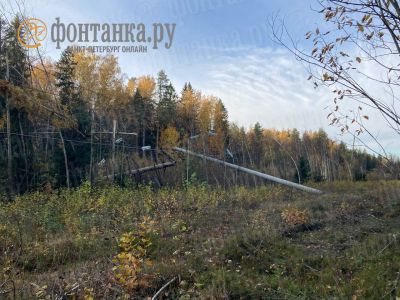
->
0, 132, 150, 151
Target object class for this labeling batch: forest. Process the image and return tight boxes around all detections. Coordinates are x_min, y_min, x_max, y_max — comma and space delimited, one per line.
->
1, 1, 400, 298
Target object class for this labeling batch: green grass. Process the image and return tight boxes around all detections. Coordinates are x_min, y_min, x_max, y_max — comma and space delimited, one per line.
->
0, 180, 399, 299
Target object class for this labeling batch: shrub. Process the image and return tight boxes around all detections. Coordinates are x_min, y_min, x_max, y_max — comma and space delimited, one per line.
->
281, 206, 310, 227
112, 216, 157, 294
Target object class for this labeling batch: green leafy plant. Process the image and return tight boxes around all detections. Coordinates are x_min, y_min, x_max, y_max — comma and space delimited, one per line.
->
112, 216, 157, 293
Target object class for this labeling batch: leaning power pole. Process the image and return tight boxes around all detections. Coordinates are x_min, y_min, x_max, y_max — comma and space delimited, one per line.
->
93, 127, 137, 181
174, 147, 323, 194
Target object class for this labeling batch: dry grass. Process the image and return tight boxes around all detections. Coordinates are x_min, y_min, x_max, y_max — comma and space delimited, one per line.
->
0, 180, 399, 299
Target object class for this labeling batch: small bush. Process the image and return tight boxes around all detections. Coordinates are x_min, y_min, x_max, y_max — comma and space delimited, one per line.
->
112, 216, 157, 294
281, 206, 310, 226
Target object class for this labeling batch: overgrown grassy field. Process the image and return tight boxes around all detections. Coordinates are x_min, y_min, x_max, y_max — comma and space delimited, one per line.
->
0, 181, 399, 299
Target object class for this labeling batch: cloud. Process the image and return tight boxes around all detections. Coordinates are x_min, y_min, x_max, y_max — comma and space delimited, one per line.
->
189, 47, 399, 156
195, 47, 330, 130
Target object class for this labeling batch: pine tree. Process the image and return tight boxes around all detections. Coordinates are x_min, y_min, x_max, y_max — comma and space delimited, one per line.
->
156, 70, 168, 102
156, 71, 177, 129
182, 82, 193, 92
4, 16, 29, 86
297, 156, 311, 183
156, 70, 177, 154
56, 47, 76, 106
1, 16, 31, 194
54, 47, 90, 187
252, 122, 263, 164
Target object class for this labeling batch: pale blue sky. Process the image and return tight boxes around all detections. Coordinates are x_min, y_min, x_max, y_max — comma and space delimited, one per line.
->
2, 0, 399, 155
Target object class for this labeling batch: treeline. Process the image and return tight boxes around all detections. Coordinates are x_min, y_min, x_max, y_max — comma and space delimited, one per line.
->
227, 125, 392, 183
0, 16, 396, 197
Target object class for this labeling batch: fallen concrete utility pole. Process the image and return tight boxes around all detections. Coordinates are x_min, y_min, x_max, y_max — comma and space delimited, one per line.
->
173, 147, 322, 194
106, 161, 176, 180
